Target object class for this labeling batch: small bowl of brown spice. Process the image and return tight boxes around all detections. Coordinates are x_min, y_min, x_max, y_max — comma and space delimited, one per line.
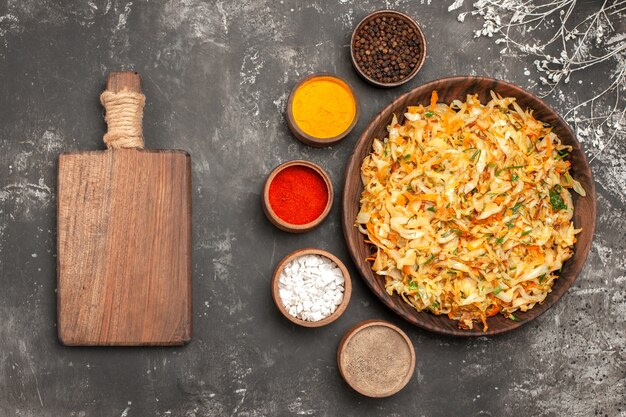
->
337, 320, 415, 397
351, 10, 427, 87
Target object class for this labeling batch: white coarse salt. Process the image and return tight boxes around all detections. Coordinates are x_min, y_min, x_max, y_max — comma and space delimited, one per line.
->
277, 254, 345, 322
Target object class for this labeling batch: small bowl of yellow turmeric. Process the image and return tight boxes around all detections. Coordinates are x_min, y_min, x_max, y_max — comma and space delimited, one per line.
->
286, 73, 360, 147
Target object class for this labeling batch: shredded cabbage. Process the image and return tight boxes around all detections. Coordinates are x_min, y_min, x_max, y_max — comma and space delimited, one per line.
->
356, 91, 584, 331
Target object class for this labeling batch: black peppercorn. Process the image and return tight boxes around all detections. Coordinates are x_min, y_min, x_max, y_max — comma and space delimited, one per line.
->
353, 13, 422, 84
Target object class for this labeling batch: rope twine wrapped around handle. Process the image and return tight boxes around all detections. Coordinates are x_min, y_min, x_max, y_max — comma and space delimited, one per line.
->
100, 90, 146, 149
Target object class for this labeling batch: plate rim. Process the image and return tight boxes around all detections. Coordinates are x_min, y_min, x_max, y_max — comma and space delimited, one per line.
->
341, 75, 596, 336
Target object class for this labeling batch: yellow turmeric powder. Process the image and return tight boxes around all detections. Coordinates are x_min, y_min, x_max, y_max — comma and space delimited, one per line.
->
291, 76, 356, 139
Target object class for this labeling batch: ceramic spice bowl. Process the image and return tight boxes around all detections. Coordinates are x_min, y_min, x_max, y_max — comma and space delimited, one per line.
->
286, 73, 360, 147
262, 160, 334, 233
350, 10, 427, 87
337, 320, 415, 397
271, 248, 352, 327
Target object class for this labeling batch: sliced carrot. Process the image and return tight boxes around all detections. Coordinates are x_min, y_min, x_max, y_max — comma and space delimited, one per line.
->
408, 106, 421, 114
430, 90, 438, 109
413, 193, 438, 202
366, 224, 382, 246
523, 282, 537, 290
486, 303, 500, 317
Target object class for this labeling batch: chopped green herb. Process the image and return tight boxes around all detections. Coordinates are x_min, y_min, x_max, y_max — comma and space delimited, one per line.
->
384, 145, 389, 157
510, 266, 517, 270
403, 154, 411, 161
506, 165, 525, 170
564, 172, 573, 184
408, 280, 418, 291
406, 185, 413, 191
492, 286, 503, 295
424, 111, 435, 117
452, 248, 458, 255
508, 314, 519, 321
511, 202, 523, 213
511, 173, 519, 182
521, 229, 533, 236
539, 274, 546, 284
549, 185, 568, 211
431, 300, 440, 308
495, 168, 502, 177
555, 149, 569, 160
451, 228, 463, 235
506, 221, 515, 229
470, 149, 482, 162
427, 206, 436, 212
423, 254, 437, 266
495, 234, 507, 245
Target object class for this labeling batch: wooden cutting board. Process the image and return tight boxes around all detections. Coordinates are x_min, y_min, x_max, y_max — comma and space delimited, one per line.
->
57, 72, 192, 346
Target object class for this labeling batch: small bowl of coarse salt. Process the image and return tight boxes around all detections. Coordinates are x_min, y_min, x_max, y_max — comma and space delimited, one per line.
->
271, 248, 352, 327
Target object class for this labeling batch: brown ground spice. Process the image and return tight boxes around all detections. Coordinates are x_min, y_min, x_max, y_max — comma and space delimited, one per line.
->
340, 325, 413, 396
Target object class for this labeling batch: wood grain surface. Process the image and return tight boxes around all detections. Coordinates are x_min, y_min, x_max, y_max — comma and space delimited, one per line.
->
57, 72, 192, 345
341, 76, 596, 336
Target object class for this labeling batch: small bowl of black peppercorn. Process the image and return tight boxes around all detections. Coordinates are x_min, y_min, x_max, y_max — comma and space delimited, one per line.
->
351, 10, 427, 88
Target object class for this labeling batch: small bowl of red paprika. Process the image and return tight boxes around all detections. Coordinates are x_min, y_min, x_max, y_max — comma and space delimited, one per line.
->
263, 160, 333, 233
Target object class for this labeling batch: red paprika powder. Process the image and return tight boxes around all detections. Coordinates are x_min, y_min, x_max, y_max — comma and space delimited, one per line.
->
268, 165, 329, 225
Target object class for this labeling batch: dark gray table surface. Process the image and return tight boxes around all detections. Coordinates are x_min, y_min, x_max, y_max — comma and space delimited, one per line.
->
1, 1, 625, 416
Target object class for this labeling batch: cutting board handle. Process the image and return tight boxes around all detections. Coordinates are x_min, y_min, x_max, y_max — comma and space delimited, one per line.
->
100, 71, 146, 149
